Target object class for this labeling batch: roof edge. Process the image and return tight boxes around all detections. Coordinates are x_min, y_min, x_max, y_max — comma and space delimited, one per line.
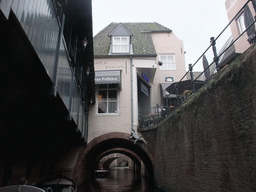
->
94, 54, 157, 58
108, 23, 133, 36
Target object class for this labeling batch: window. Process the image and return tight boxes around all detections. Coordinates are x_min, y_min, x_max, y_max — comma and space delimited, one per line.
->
97, 84, 118, 114
159, 54, 176, 70
112, 36, 129, 53
237, 13, 246, 34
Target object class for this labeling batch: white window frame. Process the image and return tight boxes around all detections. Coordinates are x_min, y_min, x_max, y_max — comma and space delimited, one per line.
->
237, 12, 246, 34
97, 84, 119, 115
112, 36, 130, 53
159, 54, 176, 70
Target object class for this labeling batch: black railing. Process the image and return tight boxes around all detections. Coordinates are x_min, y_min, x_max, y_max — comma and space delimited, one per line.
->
139, 104, 172, 127
139, 0, 256, 128
167, 0, 256, 109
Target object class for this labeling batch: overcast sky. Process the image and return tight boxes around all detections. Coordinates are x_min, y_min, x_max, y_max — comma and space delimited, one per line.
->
92, 0, 231, 71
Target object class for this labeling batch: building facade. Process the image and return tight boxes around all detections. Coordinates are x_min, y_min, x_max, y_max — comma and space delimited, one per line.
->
88, 22, 186, 142
225, 0, 256, 53
0, 0, 94, 186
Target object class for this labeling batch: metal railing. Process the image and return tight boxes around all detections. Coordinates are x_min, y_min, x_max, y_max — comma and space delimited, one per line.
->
167, 0, 256, 110
139, 0, 256, 128
139, 105, 163, 127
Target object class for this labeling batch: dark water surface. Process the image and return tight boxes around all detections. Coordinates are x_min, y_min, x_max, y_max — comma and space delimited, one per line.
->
87, 168, 161, 192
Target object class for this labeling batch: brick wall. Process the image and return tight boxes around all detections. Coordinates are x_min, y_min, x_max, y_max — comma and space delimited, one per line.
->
139, 44, 256, 191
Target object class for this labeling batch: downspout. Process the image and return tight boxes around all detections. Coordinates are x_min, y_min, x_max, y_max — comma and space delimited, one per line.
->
52, 13, 65, 96
130, 56, 134, 132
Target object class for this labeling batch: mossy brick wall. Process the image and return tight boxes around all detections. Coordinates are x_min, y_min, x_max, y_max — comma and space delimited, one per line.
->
140, 44, 256, 192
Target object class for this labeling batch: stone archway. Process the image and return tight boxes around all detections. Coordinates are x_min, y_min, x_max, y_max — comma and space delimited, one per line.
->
72, 132, 154, 187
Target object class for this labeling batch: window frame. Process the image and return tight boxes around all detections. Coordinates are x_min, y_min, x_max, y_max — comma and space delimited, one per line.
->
112, 36, 130, 53
237, 12, 246, 34
159, 54, 176, 70
96, 84, 119, 115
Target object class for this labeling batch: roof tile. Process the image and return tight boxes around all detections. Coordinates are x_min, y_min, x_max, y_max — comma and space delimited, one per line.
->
94, 22, 172, 56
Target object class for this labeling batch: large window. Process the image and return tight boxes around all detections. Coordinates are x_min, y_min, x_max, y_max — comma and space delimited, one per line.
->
237, 12, 246, 34
112, 36, 129, 53
159, 54, 176, 70
97, 84, 118, 114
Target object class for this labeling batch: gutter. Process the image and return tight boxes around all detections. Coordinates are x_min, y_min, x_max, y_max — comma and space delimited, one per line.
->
94, 54, 157, 58
130, 56, 134, 132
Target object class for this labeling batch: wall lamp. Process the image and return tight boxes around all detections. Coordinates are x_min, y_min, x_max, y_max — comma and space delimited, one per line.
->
158, 61, 163, 66
82, 37, 87, 50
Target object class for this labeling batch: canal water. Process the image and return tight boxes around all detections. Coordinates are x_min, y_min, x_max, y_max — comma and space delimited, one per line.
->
88, 167, 161, 192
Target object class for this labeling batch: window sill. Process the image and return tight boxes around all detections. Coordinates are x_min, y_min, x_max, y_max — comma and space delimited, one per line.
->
96, 113, 120, 117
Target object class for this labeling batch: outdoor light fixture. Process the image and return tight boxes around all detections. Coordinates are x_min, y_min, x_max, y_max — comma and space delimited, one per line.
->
158, 61, 163, 66
82, 37, 87, 50
86, 67, 90, 77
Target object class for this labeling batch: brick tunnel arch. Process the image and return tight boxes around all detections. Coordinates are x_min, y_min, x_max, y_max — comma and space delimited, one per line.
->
96, 148, 142, 170
117, 159, 128, 167
100, 156, 128, 169
73, 132, 154, 186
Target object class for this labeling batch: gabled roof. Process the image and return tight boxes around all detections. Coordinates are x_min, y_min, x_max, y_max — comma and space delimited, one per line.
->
93, 22, 172, 57
108, 23, 133, 36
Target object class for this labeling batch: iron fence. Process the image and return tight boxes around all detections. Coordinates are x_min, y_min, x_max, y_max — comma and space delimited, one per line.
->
139, 0, 256, 128
166, 0, 256, 109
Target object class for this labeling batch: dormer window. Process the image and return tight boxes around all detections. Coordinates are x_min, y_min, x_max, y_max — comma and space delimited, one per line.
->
109, 23, 133, 55
112, 36, 130, 53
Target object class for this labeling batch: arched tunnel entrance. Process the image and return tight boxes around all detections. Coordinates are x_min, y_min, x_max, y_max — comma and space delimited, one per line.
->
74, 132, 154, 191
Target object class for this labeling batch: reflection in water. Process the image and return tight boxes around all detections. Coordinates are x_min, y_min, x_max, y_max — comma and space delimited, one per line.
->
87, 168, 160, 192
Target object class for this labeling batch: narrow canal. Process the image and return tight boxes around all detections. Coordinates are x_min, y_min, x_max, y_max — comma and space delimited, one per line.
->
87, 167, 161, 192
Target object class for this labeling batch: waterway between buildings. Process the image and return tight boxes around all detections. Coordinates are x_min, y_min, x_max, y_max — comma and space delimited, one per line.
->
86, 167, 162, 192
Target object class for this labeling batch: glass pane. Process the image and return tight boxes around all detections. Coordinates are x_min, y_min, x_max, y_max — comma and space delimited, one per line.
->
99, 84, 107, 89
108, 90, 117, 100
121, 37, 128, 45
98, 102, 107, 113
109, 84, 117, 89
160, 55, 166, 62
169, 63, 176, 70
113, 45, 121, 52
237, 14, 246, 33
71, 97, 79, 124
121, 45, 129, 52
108, 102, 117, 113
160, 64, 167, 70
98, 90, 107, 101
113, 37, 120, 45
168, 55, 174, 61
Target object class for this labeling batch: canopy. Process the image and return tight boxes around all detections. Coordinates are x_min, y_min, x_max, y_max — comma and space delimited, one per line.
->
165, 80, 205, 95
95, 70, 121, 84
160, 83, 176, 98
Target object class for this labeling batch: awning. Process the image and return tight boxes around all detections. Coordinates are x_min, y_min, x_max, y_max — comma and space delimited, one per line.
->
95, 70, 121, 84
140, 82, 149, 96
160, 83, 176, 99
218, 37, 236, 68
165, 80, 205, 95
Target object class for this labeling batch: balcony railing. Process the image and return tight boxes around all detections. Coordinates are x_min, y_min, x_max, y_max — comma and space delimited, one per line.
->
139, 0, 256, 128
139, 105, 171, 128
166, 0, 256, 112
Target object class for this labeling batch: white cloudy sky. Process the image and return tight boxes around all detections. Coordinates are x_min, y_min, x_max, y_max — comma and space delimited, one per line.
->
92, 0, 231, 71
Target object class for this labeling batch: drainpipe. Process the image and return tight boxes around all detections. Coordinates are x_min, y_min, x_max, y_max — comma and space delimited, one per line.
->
52, 13, 65, 96
130, 56, 134, 132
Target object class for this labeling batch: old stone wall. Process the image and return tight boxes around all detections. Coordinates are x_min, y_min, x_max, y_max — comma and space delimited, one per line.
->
140, 45, 256, 191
